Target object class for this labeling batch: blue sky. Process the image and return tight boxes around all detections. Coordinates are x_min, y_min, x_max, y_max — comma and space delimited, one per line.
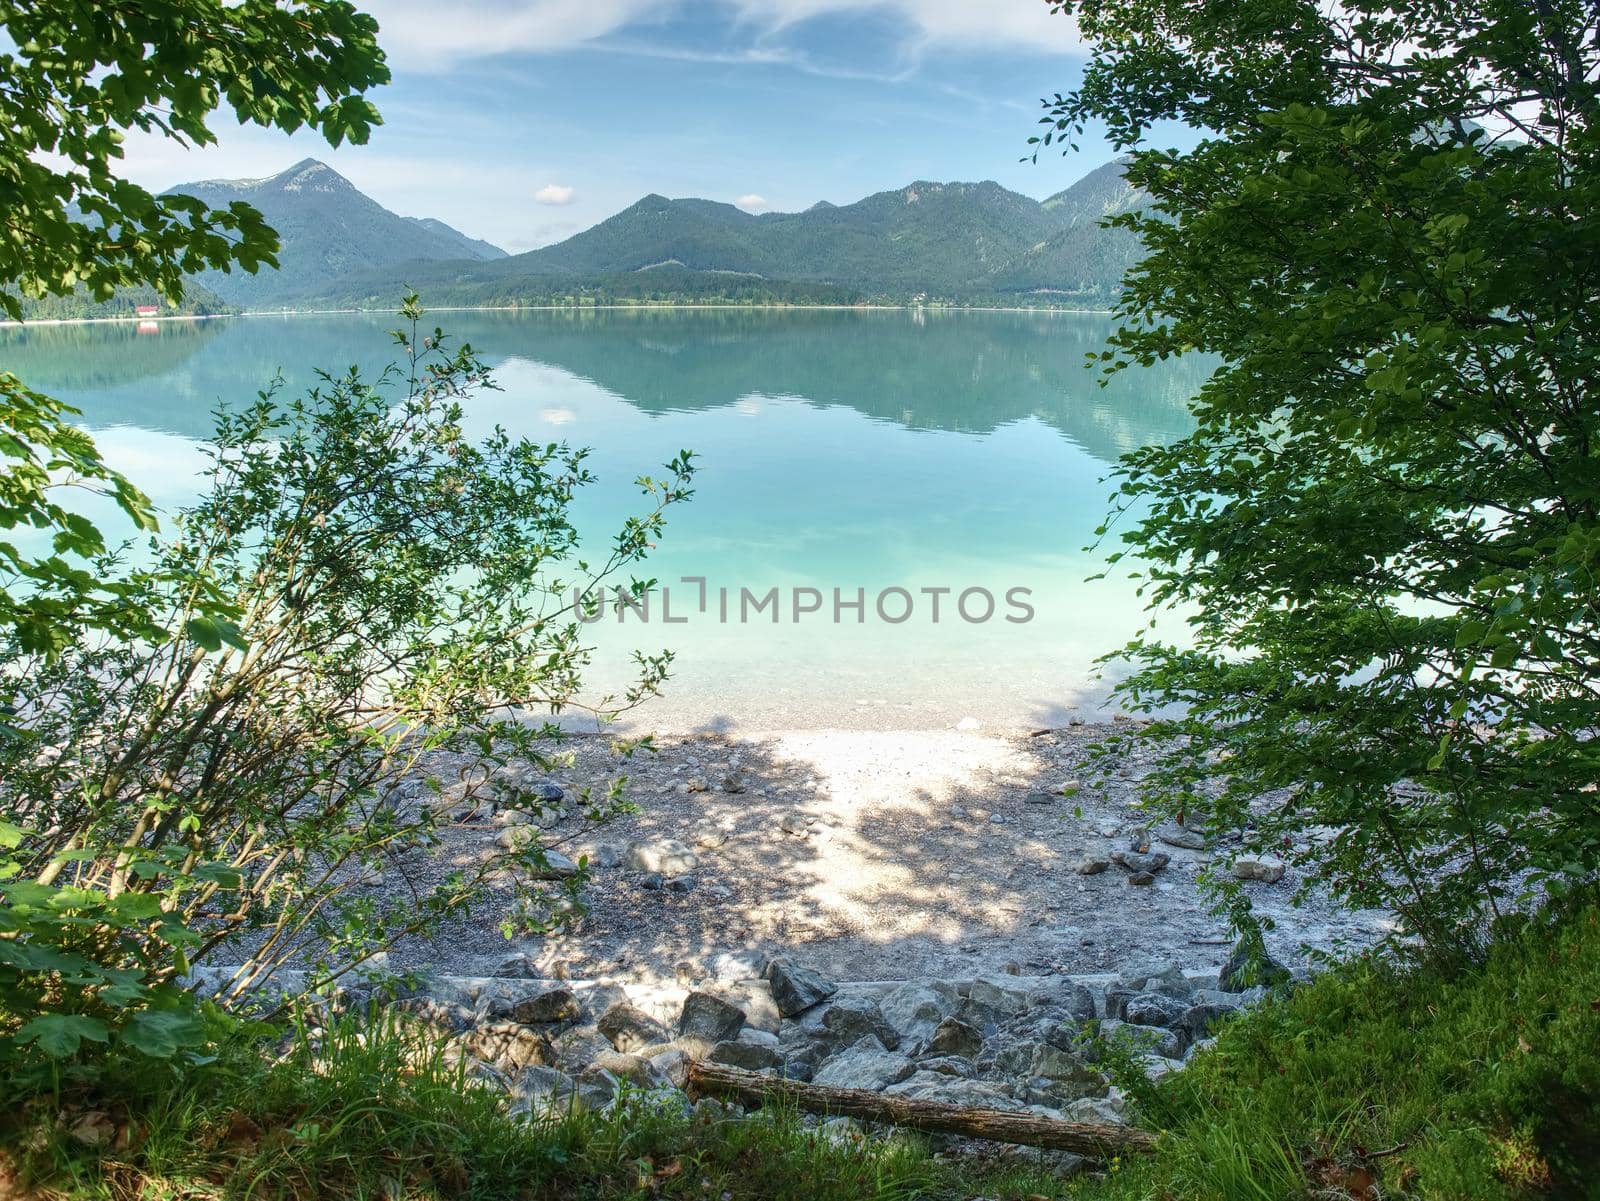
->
119, 0, 1127, 254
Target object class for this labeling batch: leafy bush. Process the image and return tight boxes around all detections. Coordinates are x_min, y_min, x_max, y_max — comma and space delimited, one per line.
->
0, 298, 694, 1074
1044, 0, 1600, 960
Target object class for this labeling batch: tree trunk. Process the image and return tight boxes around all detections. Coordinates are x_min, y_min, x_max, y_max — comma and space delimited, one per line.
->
685, 1062, 1158, 1159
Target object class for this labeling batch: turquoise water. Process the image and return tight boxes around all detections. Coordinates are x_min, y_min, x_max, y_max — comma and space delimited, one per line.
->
0, 308, 1206, 731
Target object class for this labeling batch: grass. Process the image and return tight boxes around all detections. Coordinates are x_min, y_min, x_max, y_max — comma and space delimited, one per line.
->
1079, 899, 1600, 1201
3, 900, 1597, 1200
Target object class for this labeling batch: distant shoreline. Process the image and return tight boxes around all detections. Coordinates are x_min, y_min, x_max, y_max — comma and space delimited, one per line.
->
2, 301, 1119, 329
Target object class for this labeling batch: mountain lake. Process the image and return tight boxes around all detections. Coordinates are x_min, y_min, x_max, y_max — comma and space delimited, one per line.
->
1, 307, 1208, 732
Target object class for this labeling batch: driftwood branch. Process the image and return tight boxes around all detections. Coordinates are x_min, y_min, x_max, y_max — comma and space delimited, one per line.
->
685, 1062, 1158, 1159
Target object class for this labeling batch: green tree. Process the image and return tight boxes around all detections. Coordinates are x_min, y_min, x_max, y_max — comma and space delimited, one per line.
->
1042, 0, 1600, 959
0, 0, 386, 653
1, 299, 694, 1069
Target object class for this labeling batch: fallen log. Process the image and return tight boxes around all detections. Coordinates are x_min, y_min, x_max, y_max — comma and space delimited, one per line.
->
684, 1062, 1158, 1159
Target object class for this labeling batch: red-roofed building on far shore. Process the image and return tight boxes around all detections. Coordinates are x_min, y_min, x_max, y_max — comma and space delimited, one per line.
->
134, 304, 159, 317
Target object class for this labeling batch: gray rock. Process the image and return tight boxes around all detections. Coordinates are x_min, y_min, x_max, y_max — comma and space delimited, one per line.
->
1111, 849, 1171, 874
765, 959, 838, 1017
1219, 944, 1292, 991
590, 1050, 655, 1085
665, 875, 696, 893
598, 1002, 670, 1054
1155, 823, 1208, 850
592, 843, 624, 869
879, 979, 959, 1042
916, 1054, 976, 1078
820, 997, 900, 1051
812, 1039, 916, 1091
1231, 855, 1286, 883
1140, 1055, 1186, 1082
549, 1026, 615, 1073
969, 976, 1030, 1016
1123, 993, 1189, 1029
1093, 1019, 1186, 1061
885, 1072, 1025, 1109
1074, 855, 1111, 875
1121, 961, 1192, 997
1127, 870, 1156, 885
454, 1021, 554, 1073
529, 850, 579, 880
922, 1016, 983, 1059
736, 1027, 781, 1050
575, 1066, 622, 1109
1178, 1003, 1237, 1040
678, 991, 747, 1045
1030, 981, 1097, 1023
648, 1046, 689, 1088
626, 838, 699, 876
709, 1039, 783, 1073
639, 872, 664, 890
388, 995, 475, 1033
508, 1065, 577, 1115
1064, 1096, 1126, 1125
485, 985, 581, 1025
1027, 1044, 1110, 1097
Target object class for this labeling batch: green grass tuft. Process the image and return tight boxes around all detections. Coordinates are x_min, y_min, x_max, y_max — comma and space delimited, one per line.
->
3, 900, 1597, 1200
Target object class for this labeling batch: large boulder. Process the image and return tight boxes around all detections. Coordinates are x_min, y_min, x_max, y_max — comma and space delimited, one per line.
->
709, 1039, 784, 1073
1119, 961, 1192, 998
1123, 992, 1189, 1029
1026, 980, 1098, 1023
678, 991, 747, 1045
598, 1002, 670, 1054
1179, 1002, 1238, 1041
885, 1073, 1025, 1110
968, 976, 1030, 1016
922, 1016, 983, 1060
879, 979, 959, 1043
482, 983, 582, 1025
550, 1026, 617, 1074
765, 959, 838, 1017
819, 997, 900, 1051
1091, 1019, 1185, 1061
812, 1038, 916, 1091
453, 1021, 554, 1074
1219, 943, 1292, 991
507, 1065, 577, 1116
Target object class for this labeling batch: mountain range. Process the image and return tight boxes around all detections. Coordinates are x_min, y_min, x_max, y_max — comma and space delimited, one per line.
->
166, 158, 1146, 311
168, 159, 507, 308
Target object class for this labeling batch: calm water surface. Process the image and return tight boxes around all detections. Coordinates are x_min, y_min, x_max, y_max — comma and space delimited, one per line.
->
1, 308, 1207, 731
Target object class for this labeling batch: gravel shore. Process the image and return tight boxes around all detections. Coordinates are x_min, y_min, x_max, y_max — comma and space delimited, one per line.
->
372, 722, 1388, 987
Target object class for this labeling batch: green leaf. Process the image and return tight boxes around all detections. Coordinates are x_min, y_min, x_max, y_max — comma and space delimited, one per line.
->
120, 1008, 205, 1058
186, 616, 223, 652
17, 1013, 111, 1058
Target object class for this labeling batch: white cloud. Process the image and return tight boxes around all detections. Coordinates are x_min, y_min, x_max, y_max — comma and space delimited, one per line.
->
735, 193, 769, 212
534, 183, 577, 205
728, 0, 1084, 56
358, 0, 1082, 69
362, 0, 659, 67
